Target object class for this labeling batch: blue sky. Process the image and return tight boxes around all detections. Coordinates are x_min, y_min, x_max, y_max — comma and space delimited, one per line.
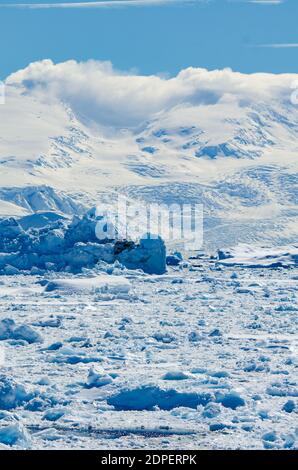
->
1, 0, 298, 79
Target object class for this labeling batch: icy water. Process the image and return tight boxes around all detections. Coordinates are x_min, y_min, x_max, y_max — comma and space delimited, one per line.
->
0, 261, 297, 449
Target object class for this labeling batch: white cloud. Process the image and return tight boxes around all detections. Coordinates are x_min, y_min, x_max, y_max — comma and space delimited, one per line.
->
0, 0, 286, 9
0, 0, 203, 10
248, 0, 284, 4
6, 59, 298, 127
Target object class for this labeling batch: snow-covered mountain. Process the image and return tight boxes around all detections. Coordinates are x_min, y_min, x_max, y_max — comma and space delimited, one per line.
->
0, 60, 297, 248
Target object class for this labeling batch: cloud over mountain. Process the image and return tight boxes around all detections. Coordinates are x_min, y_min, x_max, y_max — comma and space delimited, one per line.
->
6, 59, 298, 128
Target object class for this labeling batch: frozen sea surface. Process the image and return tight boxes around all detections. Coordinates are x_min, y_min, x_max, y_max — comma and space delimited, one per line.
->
0, 261, 297, 449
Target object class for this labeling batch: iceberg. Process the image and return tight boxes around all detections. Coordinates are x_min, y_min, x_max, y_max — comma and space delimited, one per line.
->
0, 210, 167, 275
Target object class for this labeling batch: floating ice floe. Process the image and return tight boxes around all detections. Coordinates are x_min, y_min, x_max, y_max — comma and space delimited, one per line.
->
217, 244, 298, 268
108, 385, 212, 411
0, 319, 43, 344
85, 367, 113, 389
46, 345, 103, 365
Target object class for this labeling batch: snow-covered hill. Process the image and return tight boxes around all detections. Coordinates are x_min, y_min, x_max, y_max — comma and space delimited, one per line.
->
0, 60, 297, 248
